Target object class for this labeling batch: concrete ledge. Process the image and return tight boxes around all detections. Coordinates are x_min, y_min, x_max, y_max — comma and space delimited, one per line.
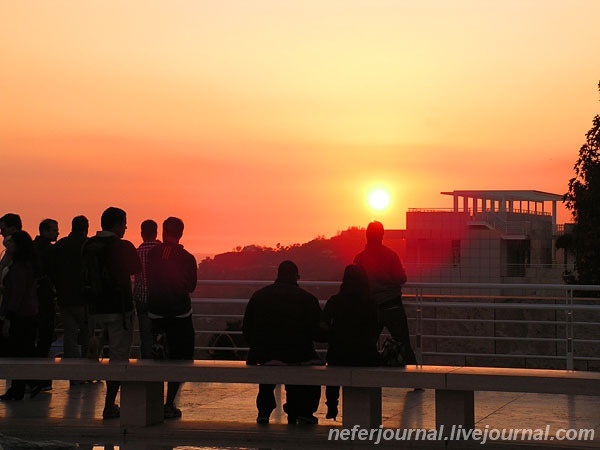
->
0, 359, 450, 387
446, 367, 600, 395
3, 358, 600, 432
350, 365, 460, 389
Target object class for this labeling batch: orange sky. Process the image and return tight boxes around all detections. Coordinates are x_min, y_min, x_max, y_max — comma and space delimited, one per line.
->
1, 1, 599, 256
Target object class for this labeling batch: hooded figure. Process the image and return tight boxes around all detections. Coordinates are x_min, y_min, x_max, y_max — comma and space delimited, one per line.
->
321, 264, 380, 420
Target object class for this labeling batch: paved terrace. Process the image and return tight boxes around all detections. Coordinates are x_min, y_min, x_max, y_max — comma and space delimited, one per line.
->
1, 379, 599, 449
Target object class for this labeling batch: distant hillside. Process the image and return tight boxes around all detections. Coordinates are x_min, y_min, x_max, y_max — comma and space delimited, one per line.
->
197, 227, 367, 281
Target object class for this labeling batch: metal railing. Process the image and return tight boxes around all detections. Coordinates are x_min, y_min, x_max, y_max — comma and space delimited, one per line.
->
190, 281, 600, 370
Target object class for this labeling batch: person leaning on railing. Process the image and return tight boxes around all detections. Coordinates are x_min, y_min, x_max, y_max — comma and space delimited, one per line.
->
353, 221, 417, 365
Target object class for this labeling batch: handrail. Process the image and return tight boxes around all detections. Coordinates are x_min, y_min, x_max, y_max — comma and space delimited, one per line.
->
197, 279, 600, 292
188, 280, 600, 370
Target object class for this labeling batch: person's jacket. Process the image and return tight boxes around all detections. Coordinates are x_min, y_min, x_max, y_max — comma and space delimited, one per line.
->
32, 236, 56, 309
354, 243, 407, 305
147, 243, 197, 318
52, 232, 88, 308
243, 279, 321, 365
0, 261, 38, 319
322, 291, 380, 366
81, 232, 141, 315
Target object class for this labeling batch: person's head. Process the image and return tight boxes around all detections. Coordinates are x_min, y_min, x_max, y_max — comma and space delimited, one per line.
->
340, 264, 370, 298
141, 219, 158, 242
39, 218, 59, 242
6, 230, 34, 263
0, 213, 23, 238
101, 207, 127, 238
276, 260, 300, 284
71, 215, 89, 235
162, 217, 184, 243
366, 221, 385, 245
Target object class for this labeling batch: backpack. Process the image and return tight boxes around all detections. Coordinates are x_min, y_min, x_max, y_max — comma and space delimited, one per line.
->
81, 238, 117, 312
380, 337, 406, 367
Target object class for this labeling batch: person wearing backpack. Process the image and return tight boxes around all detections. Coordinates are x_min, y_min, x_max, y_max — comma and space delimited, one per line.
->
81, 207, 141, 420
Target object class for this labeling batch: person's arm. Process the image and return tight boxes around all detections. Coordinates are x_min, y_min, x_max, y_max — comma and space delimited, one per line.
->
310, 293, 327, 342
186, 253, 198, 293
391, 253, 407, 285
242, 294, 257, 344
318, 298, 334, 342
126, 241, 142, 276
1, 266, 25, 319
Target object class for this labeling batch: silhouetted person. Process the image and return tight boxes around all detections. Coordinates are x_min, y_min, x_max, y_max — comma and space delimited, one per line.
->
82, 207, 141, 420
0, 231, 38, 400
52, 216, 92, 368
133, 219, 161, 359
0, 213, 22, 240
354, 221, 417, 364
0, 214, 23, 289
0, 213, 23, 356
31, 218, 59, 395
321, 264, 380, 420
243, 261, 322, 425
147, 217, 197, 419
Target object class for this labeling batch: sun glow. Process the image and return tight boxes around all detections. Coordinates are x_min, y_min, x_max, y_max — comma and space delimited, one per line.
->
368, 189, 391, 211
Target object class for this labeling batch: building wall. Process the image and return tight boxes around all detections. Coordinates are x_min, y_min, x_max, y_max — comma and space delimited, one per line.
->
402, 210, 560, 284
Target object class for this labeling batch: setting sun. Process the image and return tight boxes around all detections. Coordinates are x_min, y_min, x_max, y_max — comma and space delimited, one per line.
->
368, 189, 391, 211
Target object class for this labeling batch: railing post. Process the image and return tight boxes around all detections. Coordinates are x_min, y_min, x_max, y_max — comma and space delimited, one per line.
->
415, 287, 423, 366
565, 287, 574, 371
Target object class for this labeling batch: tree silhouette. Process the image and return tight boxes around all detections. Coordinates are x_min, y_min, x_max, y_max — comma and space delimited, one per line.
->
564, 81, 600, 285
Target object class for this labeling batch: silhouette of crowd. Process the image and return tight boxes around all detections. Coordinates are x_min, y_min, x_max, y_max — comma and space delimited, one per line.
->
1, 208, 416, 425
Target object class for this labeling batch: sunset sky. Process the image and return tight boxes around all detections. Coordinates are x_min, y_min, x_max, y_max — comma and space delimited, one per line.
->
1, 1, 599, 257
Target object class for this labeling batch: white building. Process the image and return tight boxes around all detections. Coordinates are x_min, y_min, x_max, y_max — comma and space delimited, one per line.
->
399, 190, 565, 283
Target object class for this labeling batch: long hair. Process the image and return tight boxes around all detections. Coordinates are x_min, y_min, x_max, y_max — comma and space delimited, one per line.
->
9, 230, 35, 264
339, 264, 370, 301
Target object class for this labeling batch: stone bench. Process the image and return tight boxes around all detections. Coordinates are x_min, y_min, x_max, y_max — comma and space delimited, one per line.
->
1, 358, 599, 431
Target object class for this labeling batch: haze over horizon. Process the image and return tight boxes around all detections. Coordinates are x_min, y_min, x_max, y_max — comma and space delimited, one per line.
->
1, 1, 598, 256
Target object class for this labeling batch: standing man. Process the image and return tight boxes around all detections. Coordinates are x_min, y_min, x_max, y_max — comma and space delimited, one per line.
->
133, 219, 161, 359
243, 261, 322, 425
82, 207, 141, 419
354, 221, 417, 365
31, 218, 59, 395
147, 217, 197, 419
53, 216, 92, 365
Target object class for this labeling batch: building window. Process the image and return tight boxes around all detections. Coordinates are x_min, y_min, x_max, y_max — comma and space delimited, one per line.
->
451, 240, 461, 267
506, 240, 530, 277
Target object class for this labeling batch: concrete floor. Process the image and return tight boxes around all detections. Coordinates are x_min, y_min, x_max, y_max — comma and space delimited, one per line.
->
1, 379, 599, 449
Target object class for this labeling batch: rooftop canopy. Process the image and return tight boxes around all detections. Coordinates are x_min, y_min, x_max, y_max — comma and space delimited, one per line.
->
441, 190, 563, 203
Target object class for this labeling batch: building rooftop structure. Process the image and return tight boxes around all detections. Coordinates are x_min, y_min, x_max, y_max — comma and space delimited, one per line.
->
401, 189, 567, 283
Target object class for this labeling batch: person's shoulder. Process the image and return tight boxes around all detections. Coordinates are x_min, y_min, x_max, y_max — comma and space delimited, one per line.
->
354, 249, 366, 261
147, 242, 165, 254
53, 236, 68, 251
177, 244, 196, 260
381, 244, 400, 258
298, 285, 319, 301
252, 282, 277, 296
118, 239, 138, 252
325, 294, 340, 307
83, 235, 107, 251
